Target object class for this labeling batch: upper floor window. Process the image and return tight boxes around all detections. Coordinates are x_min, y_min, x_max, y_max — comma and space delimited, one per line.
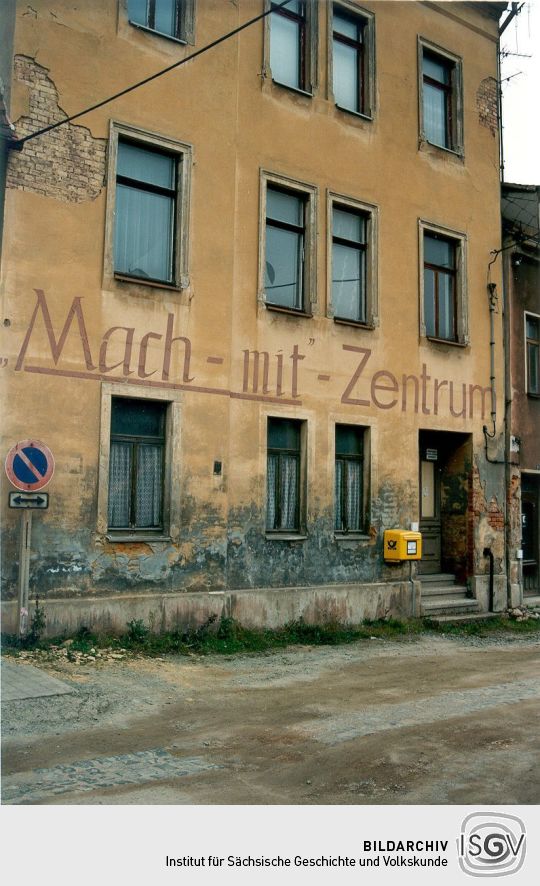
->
128, 0, 193, 43
108, 397, 166, 532
420, 41, 463, 153
420, 221, 468, 345
332, 204, 367, 323
260, 171, 317, 315
526, 314, 540, 396
268, 1, 316, 94
332, 4, 374, 117
115, 140, 177, 284
423, 232, 457, 341
106, 122, 192, 291
328, 192, 378, 328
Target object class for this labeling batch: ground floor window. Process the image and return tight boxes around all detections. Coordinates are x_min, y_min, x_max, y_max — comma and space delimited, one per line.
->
108, 397, 166, 530
335, 424, 365, 532
266, 417, 302, 532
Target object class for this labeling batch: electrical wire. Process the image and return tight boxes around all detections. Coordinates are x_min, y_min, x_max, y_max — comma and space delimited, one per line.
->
9, 0, 293, 152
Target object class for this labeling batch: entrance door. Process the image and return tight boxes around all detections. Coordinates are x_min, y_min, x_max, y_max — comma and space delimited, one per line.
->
419, 457, 441, 574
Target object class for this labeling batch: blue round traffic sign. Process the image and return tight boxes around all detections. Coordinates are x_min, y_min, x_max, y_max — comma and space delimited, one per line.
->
5, 439, 55, 492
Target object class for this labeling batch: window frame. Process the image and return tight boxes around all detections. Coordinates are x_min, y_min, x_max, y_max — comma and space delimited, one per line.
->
259, 170, 318, 316
525, 311, 540, 397
265, 416, 307, 537
419, 220, 468, 346
126, 0, 195, 45
334, 424, 366, 534
97, 384, 183, 542
329, 2, 375, 120
104, 121, 192, 293
264, 0, 318, 97
327, 191, 378, 328
418, 38, 463, 156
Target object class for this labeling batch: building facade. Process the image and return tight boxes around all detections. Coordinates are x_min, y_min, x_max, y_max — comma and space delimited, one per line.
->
1, 1, 510, 635
502, 183, 540, 604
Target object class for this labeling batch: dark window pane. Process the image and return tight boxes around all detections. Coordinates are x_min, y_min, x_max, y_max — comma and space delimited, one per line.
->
438, 272, 455, 339
333, 39, 359, 110
526, 316, 539, 341
424, 267, 436, 337
332, 243, 364, 321
333, 207, 365, 243
128, 0, 148, 26
267, 188, 303, 226
423, 53, 450, 85
270, 12, 301, 88
112, 398, 165, 438
425, 234, 454, 268
423, 82, 448, 147
333, 11, 360, 41
336, 425, 363, 456
155, 0, 176, 36
268, 418, 300, 450
114, 184, 174, 281
118, 142, 175, 190
265, 225, 303, 309
528, 342, 539, 394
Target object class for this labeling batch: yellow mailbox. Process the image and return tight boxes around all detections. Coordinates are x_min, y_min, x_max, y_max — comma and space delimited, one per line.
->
384, 529, 422, 561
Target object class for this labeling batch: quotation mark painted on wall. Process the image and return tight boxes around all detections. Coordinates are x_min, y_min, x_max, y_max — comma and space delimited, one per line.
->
0, 358, 8, 368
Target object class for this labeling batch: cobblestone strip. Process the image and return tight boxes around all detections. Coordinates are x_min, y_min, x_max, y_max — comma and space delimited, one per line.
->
295, 678, 540, 744
2, 750, 221, 805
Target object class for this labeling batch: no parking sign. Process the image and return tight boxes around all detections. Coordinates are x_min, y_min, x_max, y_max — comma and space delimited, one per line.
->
5, 439, 55, 492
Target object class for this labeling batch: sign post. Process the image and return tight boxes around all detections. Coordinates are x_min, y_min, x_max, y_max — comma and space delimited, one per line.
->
5, 440, 55, 636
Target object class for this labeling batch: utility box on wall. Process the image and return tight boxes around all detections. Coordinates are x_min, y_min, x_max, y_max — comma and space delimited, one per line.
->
384, 529, 422, 561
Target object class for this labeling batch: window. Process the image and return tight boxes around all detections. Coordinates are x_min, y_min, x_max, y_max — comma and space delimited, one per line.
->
115, 140, 176, 284
419, 41, 463, 153
331, 4, 374, 116
423, 232, 457, 341
261, 172, 317, 314
328, 193, 378, 327
127, 0, 194, 43
105, 122, 192, 290
526, 314, 540, 396
335, 425, 364, 532
420, 222, 467, 345
267, 0, 316, 93
332, 204, 367, 323
108, 398, 166, 531
267, 418, 303, 532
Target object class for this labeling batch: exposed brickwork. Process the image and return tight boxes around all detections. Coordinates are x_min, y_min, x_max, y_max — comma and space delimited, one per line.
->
6, 56, 106, 203
468, 462, 505, 573
476, 77, 498, 136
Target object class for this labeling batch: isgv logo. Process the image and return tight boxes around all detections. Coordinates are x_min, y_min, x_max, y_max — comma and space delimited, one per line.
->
458, 812, 526, 877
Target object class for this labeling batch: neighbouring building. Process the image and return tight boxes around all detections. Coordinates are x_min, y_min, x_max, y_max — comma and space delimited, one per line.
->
1, 1, 511, 636
502, 183, 540, 604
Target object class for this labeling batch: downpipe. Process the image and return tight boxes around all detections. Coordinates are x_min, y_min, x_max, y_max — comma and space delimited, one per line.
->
483, 547, 495, 612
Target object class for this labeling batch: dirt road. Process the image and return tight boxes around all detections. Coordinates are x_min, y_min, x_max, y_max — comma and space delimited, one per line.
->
2, 633, 539, 805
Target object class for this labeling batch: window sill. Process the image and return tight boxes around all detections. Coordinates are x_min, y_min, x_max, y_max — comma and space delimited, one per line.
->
265, 533, 307, 542
106, 533, 171, 543
335, 103, 373, 122
526, 392, 540, 399
129, 21, 188, 46
420, 138, 464, 160
425, 335, 467, 348
271, 79, 313, 99
265, 303, 312, 319
334, 533, 371, 542
114, 273, 181, 292
333, 317, 373, 330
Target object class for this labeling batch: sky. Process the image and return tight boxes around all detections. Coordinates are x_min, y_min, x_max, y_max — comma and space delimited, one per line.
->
500, 0, 540, 184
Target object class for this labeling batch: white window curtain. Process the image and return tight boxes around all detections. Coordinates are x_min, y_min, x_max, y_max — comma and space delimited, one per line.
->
280, 455, 298, 529
136, 444, 163, 527
108, 442, 132, 527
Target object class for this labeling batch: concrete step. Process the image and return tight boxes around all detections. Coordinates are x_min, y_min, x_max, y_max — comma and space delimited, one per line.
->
425, 612, 500, 625
421, 598, 480, 617
420, 573, 457, 588
421, 585, 469, 598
